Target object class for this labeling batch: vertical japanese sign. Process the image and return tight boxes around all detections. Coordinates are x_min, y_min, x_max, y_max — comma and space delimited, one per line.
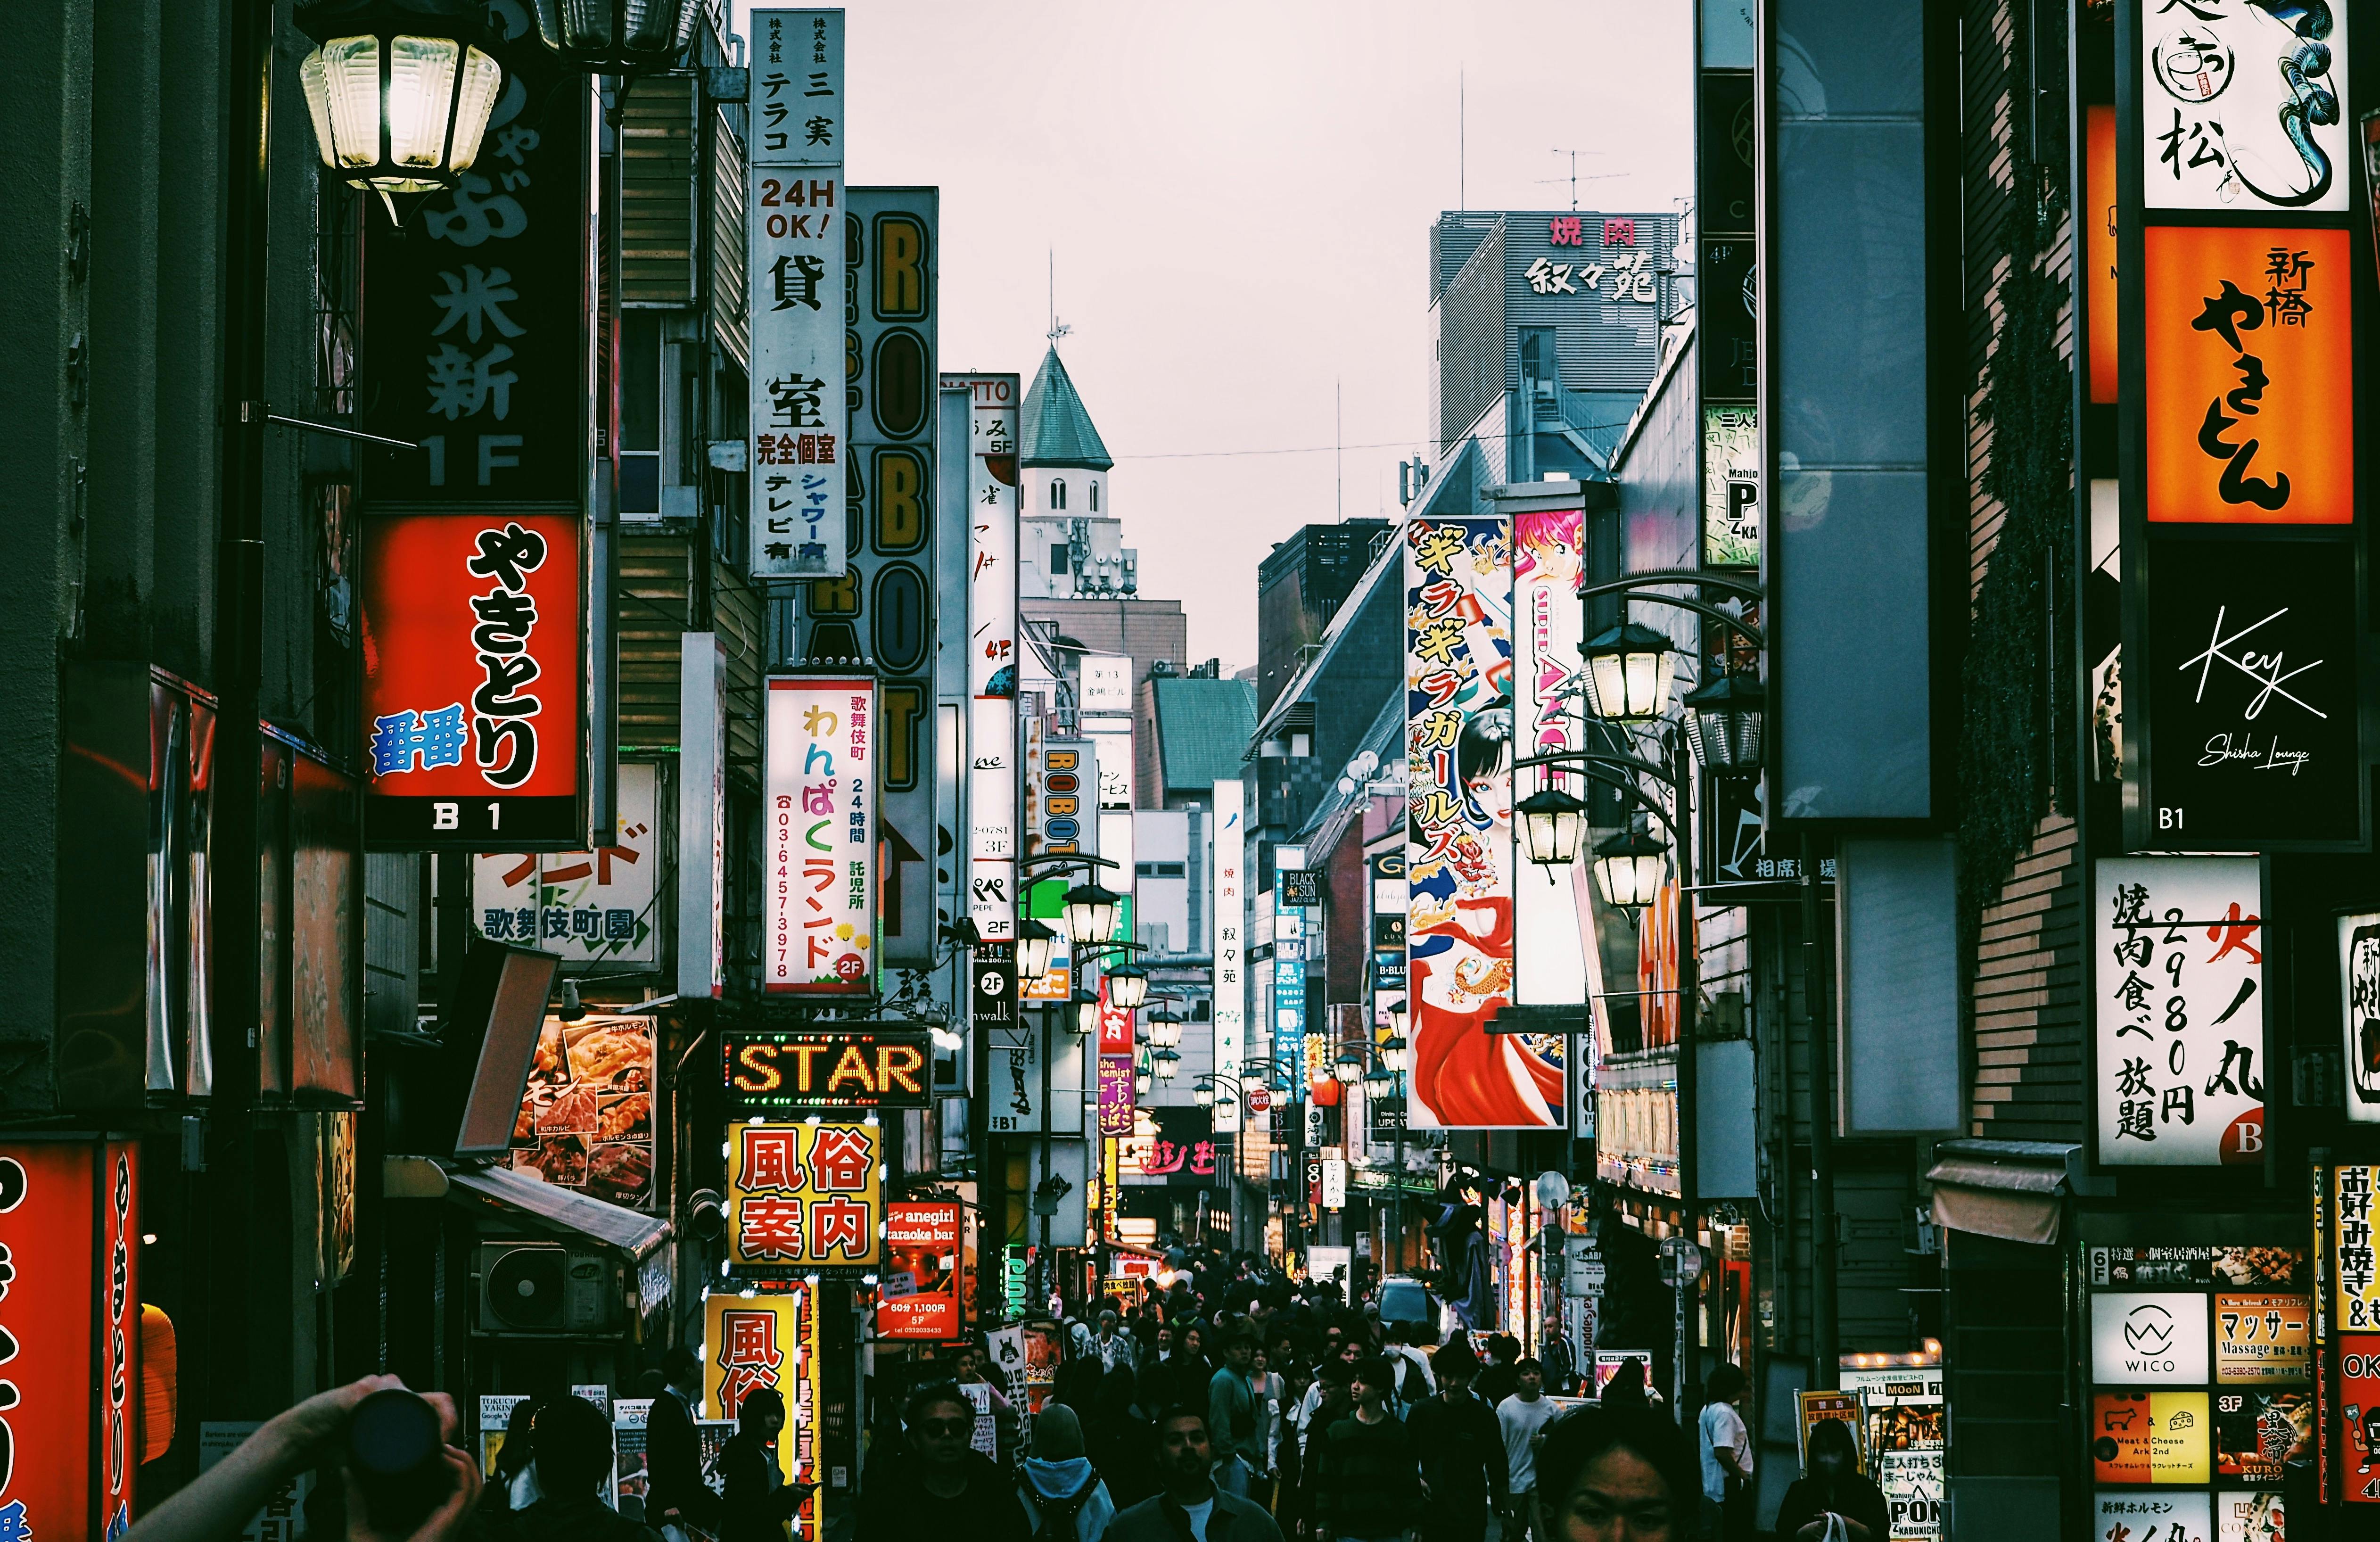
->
725, 1121, 883, 1270
678, 636, 727, 998
808, 189, 937, 963
2144, 226, 2351, 525
359, 44, 591, 506
2340, 913, 2380, 1122
101, 1142, 138, 1537
1407, 516, 1561, 1129
764, 678, 877, 994
361, 513, 586, 849
2093, 858, 2265, 1166
951, 373, 1021, 944
1097, 1051, 1136, 1137
878, 1202, 964, 1341
1701, 406, 1760, 568
2140, 0, 2349, 214
473, 761, 659, 961
702, 1289, 817, 1505
1512, 502, 1589, 1014
748, 10, 846, 579
2333, 1166, 2380, 1331
0, 1145, 107, 1537
1212, 780, 1245, 1134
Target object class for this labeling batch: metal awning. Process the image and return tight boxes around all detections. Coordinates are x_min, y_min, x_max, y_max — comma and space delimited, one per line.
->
1924, 1139, 2081, 1247
445, 1164, 673, 1264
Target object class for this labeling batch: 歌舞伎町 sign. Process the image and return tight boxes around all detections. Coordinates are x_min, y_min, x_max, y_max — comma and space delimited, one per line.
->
723, 1028, 931, 1111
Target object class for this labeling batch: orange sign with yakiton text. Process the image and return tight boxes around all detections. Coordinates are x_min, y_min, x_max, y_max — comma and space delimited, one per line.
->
2145, 225, 2353, 525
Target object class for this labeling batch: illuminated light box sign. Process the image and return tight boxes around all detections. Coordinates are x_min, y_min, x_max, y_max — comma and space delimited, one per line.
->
763, 676, 878, 994
361, 513, 586, 849
877, 1201, 964, 1342
722, 1027, 931, 1111
2092, 1291, 2212, 1385
725, 1121, 882, 1272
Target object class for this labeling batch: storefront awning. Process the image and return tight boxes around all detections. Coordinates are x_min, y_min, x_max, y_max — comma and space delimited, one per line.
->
445, 1164, 672, 1264
1924, 1139, 2080, 1247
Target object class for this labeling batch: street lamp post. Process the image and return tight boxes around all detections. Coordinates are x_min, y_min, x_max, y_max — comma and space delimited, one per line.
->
1015, 852, 1120, 1313
1384, 1001, 1409, 1270
1515, 567, 1767, 1413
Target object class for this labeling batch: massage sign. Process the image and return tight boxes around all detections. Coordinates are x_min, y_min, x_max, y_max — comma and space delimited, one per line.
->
2122, 3, 2362, 852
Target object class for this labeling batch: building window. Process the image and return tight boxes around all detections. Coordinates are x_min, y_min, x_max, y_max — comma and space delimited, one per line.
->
1089, 479, 1100, 512
620, 312, 662, 515
1050, 543, 1069, 576
1051, 478, 1067, 510
1135, 862, 1185, 878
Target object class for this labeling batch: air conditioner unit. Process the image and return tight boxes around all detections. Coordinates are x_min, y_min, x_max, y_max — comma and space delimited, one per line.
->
475, 1241, 622, 1336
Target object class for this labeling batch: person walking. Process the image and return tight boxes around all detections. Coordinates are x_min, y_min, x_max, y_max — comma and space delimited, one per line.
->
1208, 1330, 1264, 1498
1598, 1358, 1661, 1413
1696, 1365, 1754, 1542
1087, 1367, 1161, 1509
645, 1350, 717, 1541
855, 1383, 1030, 1541
1249, 1343, 1287, 1512
715, 1389, 819, 1542
500, 1396, 664, 1542
1772, 1420, 1888, 1542
1018, 1405, 1116, 1542
1404, 1346, 1504, 1542
1100, 1406, 1287, 1542
1166, 1321, 1215, 1413
1474, 1337, 1522, 1410
1311, 1359, 1422, 1542
1095, 1310, 1141, 1375
1496, 1357, 1560, 1542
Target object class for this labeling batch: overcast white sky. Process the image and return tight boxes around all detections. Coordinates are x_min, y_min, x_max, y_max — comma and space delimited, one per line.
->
740, 1, 1695, 670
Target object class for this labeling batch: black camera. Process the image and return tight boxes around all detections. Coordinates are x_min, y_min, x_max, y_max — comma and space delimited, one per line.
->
347, 1389, 452, 1533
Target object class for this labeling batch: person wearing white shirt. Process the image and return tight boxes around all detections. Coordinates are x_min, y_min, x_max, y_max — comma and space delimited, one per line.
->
1495, 1357, 1561, 1542
1697, 1362, 1754, 1542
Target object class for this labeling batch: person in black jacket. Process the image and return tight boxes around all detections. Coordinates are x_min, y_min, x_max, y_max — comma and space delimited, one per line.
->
1404, 1346, 1506, 1542
1772, 1419, 1891, 1542
716, 1389, 818, 1542
644, 1349, 717, 1537
1312, 1359, 1423, 1542
854, 1382, 1030, 1542
502, 1395, 664, 1542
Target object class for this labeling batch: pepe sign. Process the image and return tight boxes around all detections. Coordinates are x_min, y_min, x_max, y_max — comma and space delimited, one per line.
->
724, 1027, 933, 1111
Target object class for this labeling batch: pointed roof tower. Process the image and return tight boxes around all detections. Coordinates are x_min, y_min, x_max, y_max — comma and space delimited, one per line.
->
1018, 347, 1114, 470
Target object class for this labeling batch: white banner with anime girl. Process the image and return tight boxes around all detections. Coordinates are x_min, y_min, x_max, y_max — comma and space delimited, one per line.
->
1512, 503, 1593, 1011
1405, 515, 1565, 1129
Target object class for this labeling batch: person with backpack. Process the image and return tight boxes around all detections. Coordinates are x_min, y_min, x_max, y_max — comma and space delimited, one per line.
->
1017, 1405, 1115, 1542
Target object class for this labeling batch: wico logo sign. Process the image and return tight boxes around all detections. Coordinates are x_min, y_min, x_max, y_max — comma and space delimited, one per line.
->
2091, 1292, 2210, 1385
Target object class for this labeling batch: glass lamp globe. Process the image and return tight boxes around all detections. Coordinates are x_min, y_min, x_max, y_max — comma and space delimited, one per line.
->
1517, 785, 1589, 867
1107, 964, 1149, 1011
530, 0, 699, 74
1015, 917, 1059, 981
1683, 672, 1766, 773
1581, 619, 1677, 722
297, 0, 504, 217
1062, 881, 1122, 946
1592, 826, 1671, 911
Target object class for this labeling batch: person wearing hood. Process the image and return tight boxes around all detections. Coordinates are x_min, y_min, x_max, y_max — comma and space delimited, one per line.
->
855, 1383, 1029, 1542
1017, 1405, 1116, 1542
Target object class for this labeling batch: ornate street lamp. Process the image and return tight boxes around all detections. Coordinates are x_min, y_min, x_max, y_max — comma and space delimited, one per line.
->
1106, 963, 1149, 1012
1154, 1047, 1181, 1081
1333, 1046, 1366, 1085
1193, 1079, 1216, 1108
1683, 672, 1766, 773
1387, 999, 1408, 1041
1581, 619, 1677, 722
1593, 825, 1671, 912
1073, 990, 1101, 1037
1061, 881, 1122, 947
296, 0, 505, 218
1015, 916, 1059, 982
528, 0, 699, 74
1149, 1009, 1184, 1050
1380, 1033, 1408, 1074
1517, 785, 1590, 867
1134, 1056, 1153, 1097
1362, 1060, 1393, 1095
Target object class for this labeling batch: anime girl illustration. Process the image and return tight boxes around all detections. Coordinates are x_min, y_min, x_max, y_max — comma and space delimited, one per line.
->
1408, 515, 1566, 1127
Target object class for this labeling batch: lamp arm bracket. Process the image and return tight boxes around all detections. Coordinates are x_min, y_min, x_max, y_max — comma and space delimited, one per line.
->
243, 403, 425, 454
1510, 750, 1680, 838
1579, 571, 1767, 651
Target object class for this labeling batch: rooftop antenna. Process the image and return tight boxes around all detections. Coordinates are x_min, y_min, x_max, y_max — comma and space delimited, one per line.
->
1336, 379, 1343, 521
1047, 249, 1071, 348
1538, 148, 1621, 211
1458, 68, 1465, 212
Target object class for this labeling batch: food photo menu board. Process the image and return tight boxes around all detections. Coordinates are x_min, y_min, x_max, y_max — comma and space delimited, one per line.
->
2083, 1223, 2309, 1541
511, 1013, 657, 1209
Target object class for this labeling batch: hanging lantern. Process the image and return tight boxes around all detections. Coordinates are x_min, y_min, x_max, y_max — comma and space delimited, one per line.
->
1073, 992, 1100, 1036
1683, 672, 1766, 773
1580, 619, 1677, 722
1380, 1034, 1409, 1073
529, 0, 699, 75
1333, 1046, 1366, 1085
1062, 881, 1123, 947
1106, 964, 1149, 1011
1193, 1080, 1216, 1108
1592, 825, 1671, 912
297, 0, 505, 218
1517, 785, 1590, 867
1154, 1047, 1181, 1081
1015, 917, 1059, 982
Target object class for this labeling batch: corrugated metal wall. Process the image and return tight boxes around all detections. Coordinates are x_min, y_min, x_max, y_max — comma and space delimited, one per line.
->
1435, 224, 1505, 451
622, 75, 697, 307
